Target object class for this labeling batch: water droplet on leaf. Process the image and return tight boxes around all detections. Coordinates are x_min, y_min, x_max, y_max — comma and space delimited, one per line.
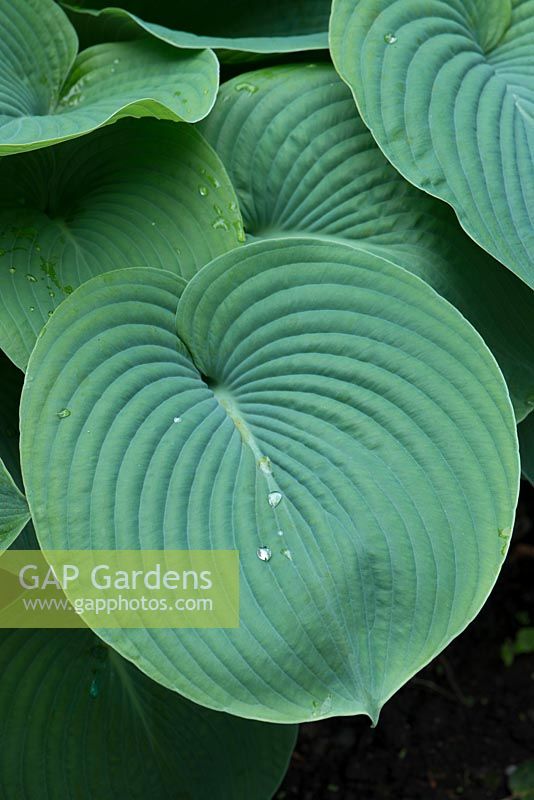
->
384, 32, 397, 44
268, 491, 282, 509
26, 273, 37, 282
198, 186, 209, 197
235, 82, 258, 94
258, 456, 272, 475
57, 408, 71, 419
257, 546, 272, 562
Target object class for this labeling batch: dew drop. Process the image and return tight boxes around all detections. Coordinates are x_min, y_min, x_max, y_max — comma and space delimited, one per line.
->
212, 218, 229, 231
89, 678, 99, 698
498, 527, 511, 539
257, 545, 272, 562
113, 58, 120, 65
151, 221, 156, 226
173, 416, 182, 424
384, 32, 397, 44
198, 185, 209, 197
228, 201, 238, 213
35, 244, 41, 252
48, 290, 55, 297
57, 408, 71, 419
47, 310, 53, 317
281, 548, 293, 561
8, 267, 15, 275
277, 530, 284, 537
29, 306, 35, 312
235, 82, 258, 94
268, 491, 282, 509
258, 456, 272, 475
26, 273, 37, 282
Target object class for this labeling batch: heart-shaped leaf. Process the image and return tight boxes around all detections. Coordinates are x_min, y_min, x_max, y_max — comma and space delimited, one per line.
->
0, 627, 297, 798
63, 0, 330, 55
519, 413, 534, 484
330, 0, 534, 289
0, 117, 244, 370
20, 245, 519, 723
200, 63, 534, 421
0, 0, 218, 155
0, 356, 30, 552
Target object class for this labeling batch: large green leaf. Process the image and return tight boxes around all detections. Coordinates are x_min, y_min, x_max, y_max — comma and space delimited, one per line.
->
0, 628, 296, 799
63, 0, 330, 54
519, 413, 534, 483
0, 355, 30, 552
200, 64, 534, 421
330, 0, 534, 289
0, 117, 244, 370
0, 0, 218, 155
20, 248, 519, 723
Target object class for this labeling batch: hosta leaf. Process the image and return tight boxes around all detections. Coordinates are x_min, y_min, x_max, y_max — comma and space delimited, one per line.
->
63, 0, 330, 55
0, 459, 29, 553
0, 356, 30, 552
0, 628, 297, 799
330, 0, 534, 289
20, 247, 519, 723
0, 117, 244, 370
0, 0, 218, 155
200, 64, 534, 421
519, 413, 534, 484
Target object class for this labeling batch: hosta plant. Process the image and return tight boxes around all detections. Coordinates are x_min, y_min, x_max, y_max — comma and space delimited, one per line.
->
0, 0, 532, 797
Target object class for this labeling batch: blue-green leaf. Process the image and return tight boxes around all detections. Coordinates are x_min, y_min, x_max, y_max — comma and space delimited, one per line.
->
0, 0, 218, 155
20, 245, 519, 723
0, 118, 244, 369
330, 0, 534, 289
200, 64, 534, 420
63, 0, 330, 55
0, 628, 297, 799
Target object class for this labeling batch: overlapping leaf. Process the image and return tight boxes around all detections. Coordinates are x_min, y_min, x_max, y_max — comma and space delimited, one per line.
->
0, 0, 218, 155
200, 64, 534, 420
0, 628, 297, 799
0, 117, 244, 369
21, 247, 519, 723
63, 0, 330, 55
330, 0, 534, 289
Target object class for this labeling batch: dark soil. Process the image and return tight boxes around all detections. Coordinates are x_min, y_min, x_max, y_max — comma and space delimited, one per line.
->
279, 481, 534, 800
